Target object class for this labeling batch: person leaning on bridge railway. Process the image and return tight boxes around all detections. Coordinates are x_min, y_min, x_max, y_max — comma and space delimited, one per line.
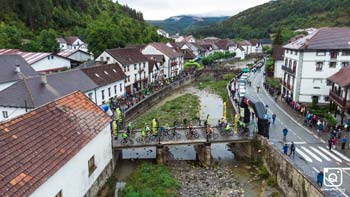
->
204, 114, 210, 128
152, 118, 158, 135
112, 120, 118, 140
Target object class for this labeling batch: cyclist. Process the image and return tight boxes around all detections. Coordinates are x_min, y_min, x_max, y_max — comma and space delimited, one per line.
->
122, 132, 128, 143
188, 121, 195, 136
126, 122, 133, 136
145, 123, 151, 136
141, 128, 146, 143
225, 123, 232, 133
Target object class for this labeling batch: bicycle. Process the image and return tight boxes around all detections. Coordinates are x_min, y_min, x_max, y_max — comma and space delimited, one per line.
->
136, 134, 156, 143
120, 138, 134, 145
185, 128, 200, 139
166, 129, 181, 140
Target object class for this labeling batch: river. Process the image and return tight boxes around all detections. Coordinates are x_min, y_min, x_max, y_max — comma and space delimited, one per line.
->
115, 85, 282, 196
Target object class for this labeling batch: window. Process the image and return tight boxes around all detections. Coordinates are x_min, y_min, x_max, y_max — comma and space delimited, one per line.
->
326, 80, 332, 86
114, 85, 117, 94
108, 88, 111, 97
342, 62, 350, 67
106, 57, 110, 62
128, 76, 130, 82
316, 51, 326, 56
101, 90, 105, 100
134, 64, 137, 70
88, 93, 93, 100
127, 65, 130, 72
134, 74, 137, 81
294, 51, 297, 55
324, 96, 330, 102
343, 51, 350, 56
88, 156, 96, 176
143, 62, 146, 69
329, 62, 337, 68
100, 57, 104, 61
120, 83, 123, 92
316, 62, 323, 71
55, 190, 62, 197
2, 111, 8, 118
330, 51, 338, 59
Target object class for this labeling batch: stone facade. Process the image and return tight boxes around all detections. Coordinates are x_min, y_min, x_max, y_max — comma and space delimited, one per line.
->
84, 160, 114, 197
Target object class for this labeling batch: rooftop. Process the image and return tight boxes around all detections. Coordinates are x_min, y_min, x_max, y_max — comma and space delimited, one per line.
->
0, 91, 111, 196
106, 48, 148, 65
0, 55, 38, 84
328, 67, 350, 87
148, 43, 183, 58
81, 64, 126, 86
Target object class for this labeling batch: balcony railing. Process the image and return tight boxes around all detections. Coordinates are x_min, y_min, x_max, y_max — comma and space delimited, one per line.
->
281, 81, 293, 90
282, 65, 295, 74
329, 91, 350, 108
171, 62, 178, 66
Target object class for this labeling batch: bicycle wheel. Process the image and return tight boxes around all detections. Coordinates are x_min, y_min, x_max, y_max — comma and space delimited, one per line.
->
194, 133, 200, 139
136, 137, 142, 143
121, 139, 127, 145
175, 133, 181, 140
213, 133, 219, 139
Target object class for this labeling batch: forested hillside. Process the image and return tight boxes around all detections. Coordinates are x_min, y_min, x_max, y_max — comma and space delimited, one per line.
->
148, 15, 228, 34
0, 0, 165, 55
190, 0, 350, 39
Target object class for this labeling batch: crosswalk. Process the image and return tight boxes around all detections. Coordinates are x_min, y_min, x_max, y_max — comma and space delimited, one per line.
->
292, 145, 350, 164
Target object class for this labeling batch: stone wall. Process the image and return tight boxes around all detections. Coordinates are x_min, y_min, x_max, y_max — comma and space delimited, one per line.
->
258, 137, 324, 197
85, 160, 114, 197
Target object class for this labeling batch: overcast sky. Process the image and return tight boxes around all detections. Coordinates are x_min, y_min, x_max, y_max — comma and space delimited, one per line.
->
116, 0, 270, 20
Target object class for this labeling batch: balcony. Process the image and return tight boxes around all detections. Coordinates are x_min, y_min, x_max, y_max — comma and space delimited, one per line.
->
281, 81, 293, 90
282, 65, 295, 75
329, 91, 350, 109
171, 62, 178, 66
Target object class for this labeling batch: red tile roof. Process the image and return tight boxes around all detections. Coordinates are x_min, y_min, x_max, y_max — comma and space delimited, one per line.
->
106, 48, 148, 65
0, 91, 111, 197
328, 67, 350, 87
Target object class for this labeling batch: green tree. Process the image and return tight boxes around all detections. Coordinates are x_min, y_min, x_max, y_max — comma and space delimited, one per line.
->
273, 29, 283, 45
37, 29, 58, 52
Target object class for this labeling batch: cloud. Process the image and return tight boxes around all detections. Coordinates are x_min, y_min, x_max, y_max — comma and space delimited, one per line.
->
117, 0, 270, 20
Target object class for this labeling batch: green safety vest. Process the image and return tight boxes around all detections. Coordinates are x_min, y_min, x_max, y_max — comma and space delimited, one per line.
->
122, 133, 127, 139
152, 119, 157, 128
226, 124, 231, 131
112, 121, 117, 130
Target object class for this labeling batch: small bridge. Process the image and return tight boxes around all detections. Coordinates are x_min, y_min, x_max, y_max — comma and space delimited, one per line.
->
113, 125, 254, 149
195, 68, 239, 79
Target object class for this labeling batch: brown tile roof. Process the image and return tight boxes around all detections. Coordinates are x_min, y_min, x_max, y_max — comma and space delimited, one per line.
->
181, 49, 196, 60
328, 67, 350, 87
144, 55, 165, 63
64, 36, 79, 45
272, 45, 285, 60
106, 48, 148, 65
81, 64, 126, 86
0, 91, 111, 197
214, 39, 235, 50
149, 43, 183, 58
238, 40, 252, 46
126, 44, 146, 51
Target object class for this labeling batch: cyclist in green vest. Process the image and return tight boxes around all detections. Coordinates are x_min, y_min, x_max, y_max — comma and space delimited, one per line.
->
112, 120, 118, 139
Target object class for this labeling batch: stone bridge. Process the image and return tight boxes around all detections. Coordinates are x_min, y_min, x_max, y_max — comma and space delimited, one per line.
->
195, 68, 239, 79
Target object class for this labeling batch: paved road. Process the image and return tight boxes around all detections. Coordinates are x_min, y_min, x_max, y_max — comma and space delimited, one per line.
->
244, 65, 350, 196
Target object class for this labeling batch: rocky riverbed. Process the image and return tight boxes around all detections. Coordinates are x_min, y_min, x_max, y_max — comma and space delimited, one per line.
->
168, 161, 244, 196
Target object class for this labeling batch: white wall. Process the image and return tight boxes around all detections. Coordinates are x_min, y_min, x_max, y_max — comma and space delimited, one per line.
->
59, 43, 68, 51
142, 45, 172, 78
0, 81, 16, 92
95, 52, 116, 64
95, 80, 125, 105
0, 106, 28, 122
70, 38, 89, 52
30, 125, 112, 197
274, 60, 284, 78
31, 55, 71, 73
68, 52, 93, 62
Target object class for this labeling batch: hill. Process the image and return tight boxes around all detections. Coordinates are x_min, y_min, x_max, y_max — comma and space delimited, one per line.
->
148, 15, 228, 34
190, 0, 350, 39
0, 0, 165, 55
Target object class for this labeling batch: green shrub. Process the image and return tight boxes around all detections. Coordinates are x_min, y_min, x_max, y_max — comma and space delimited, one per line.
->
267, 176, 277, 187
258, 166, 269, 179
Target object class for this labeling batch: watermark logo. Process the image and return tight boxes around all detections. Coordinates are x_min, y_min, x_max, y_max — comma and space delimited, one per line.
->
324, 168, 343, 187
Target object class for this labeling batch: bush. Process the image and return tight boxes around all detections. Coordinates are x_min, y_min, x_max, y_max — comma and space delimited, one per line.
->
267, 176, 277, 187
325, 113, 337, 126
266, 77, 281, 89
258, 166, 269, 179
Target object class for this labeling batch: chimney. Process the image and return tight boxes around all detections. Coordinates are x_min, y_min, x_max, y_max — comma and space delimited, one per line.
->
40, 73, 47, 85
15, 64, 21, 73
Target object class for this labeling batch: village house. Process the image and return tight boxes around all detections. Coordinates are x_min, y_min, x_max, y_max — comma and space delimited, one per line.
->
58, 49, 93, 63
0, 91, 113, 197
327, 67, 350, 124
214, 39, 236, 53
259, 38, 273, 48
0, 55, 38, 92
250, 40, 263, 53
96, 48, 149, 94
281, 27, 350, 104
0, 64, 125, 121
145, 55, 165, 82
273, 45, 285, 79
0, 49, 72, 73
238, 40, 252, 55
142, 43, 184, 78
156, 29, 170, 38
234, 45, 246, 60
56, 36, 89, 52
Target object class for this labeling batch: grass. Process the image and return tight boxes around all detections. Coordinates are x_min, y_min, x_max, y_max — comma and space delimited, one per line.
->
133, 94, 200, 129
121, 163, 179, 197
196, 73, 235, 101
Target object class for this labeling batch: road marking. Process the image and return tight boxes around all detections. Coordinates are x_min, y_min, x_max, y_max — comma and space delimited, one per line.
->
332, 149, 350, 162
301, 146, 322, 162
296, 149, 313, 163
309, 146, 331, 162
318, 146, 342, 162
320, 139, 326, 143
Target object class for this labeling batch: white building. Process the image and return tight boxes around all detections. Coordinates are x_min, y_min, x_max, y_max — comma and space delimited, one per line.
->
96, 48, 149, 94
273, 45, 285, 79
142, 43, 184, 78
0, 91, 113, 197
234, 45, 246, 60
238, 40, 252, 55
58, 49, 93, 62
281, 27, 350, 104
145, 55, 165, 82
0, 64, 125, 121
250, 40, 263, 54
16, 51, 71, 73
156, 29, 170, 38
57, 36, 89, 52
